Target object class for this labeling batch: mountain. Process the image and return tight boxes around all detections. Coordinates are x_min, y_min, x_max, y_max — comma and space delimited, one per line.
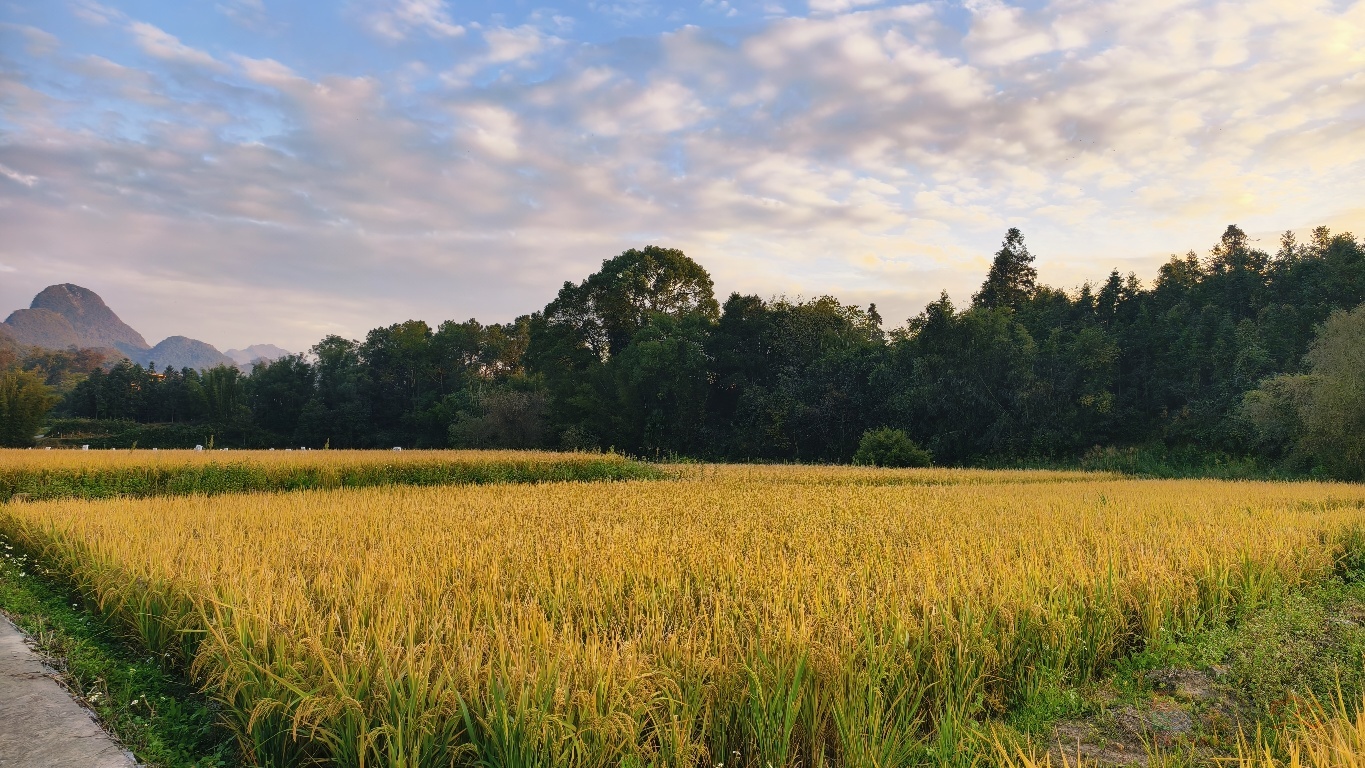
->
2, 307, 83, 349
225, 344, 291, 366
136, 336, 235, 371
28, 284, 149, 351
0, 324, 17, 355
3, 284, 282, 371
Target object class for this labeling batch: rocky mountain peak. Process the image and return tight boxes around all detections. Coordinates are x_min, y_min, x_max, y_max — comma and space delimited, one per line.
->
28, 283, 149, 351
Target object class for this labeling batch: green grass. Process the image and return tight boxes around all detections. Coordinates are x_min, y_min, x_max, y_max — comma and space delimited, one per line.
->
0, 530, 239, 767
0, 454, 664, 503
992, 570, 1365, 764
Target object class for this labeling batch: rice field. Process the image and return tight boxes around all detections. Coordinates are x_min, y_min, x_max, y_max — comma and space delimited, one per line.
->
4, 458, 1365, 767
0, 448, 658, 501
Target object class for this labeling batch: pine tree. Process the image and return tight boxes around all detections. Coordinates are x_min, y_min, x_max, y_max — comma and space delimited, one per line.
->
973, 227, 1037, 310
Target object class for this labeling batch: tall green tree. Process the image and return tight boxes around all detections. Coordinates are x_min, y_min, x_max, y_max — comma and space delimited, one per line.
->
1300, 305, 1365, 478
246, 355, 314, 438
0, 370, 59, 447
202, 365, 249, 425
973, 228, 1037, 310
527, 246, 719, 448
297, 335, 370, 447
610, 311, 713, 456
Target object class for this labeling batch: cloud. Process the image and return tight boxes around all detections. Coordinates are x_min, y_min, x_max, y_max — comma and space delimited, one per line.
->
442, 25, 567, 84
361, 0, 465, 41
3, 0, 1365, 349
807, 0, 883, 15
216, 0, 274, 31
0, 164, 38, 187
68, 0, 123, 26
0, 23, 60, 56
128, 21, 224, 69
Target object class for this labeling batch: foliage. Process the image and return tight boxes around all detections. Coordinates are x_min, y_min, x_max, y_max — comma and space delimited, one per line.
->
0, 369, 59, 446
1300, 305, 1365, 479
973, 227, 1038, 310
853, 427, 933, 468
5, 467, 1365, 767
1243, 303, 1365, 479
447, 386, 549, 449
40, 224, 1365, 468
527, 245, 720, 452
1075, 444, 1279, 479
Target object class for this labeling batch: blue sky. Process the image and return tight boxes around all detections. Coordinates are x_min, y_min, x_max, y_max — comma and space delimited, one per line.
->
1, 0, 1363, 352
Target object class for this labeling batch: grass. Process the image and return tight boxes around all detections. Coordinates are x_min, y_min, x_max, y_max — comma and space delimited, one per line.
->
6, 467, 1365, 766
0, 529, 239, 767
986, 566, 1365, 767
0, 448, 662, 502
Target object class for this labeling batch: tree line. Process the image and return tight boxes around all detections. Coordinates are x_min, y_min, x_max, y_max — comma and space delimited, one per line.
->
3, 224, 1363, 478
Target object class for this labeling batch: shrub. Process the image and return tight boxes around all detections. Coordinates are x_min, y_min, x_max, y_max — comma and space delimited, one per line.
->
853, 428, 932, 468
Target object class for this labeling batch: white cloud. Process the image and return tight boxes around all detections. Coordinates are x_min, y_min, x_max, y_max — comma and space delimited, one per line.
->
362, 0, 464, 41
233, 54, 304, 88
128, 22, 224, 69
68, 0, 123, 26
442, 25, 566, 85
807, 0, 883, 15
0, 164, 38, 187
4, 0, 1365, 348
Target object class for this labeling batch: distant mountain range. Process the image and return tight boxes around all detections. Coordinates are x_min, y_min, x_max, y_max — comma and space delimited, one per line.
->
0, 284, 289, 371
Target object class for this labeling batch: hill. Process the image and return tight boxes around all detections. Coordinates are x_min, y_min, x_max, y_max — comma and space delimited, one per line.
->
225, 344, 291, 366
136, 336, 235, 371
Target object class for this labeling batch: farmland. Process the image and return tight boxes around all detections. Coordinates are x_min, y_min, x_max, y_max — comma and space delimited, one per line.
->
0, 448, 659, 502
3, 451, 1365, 766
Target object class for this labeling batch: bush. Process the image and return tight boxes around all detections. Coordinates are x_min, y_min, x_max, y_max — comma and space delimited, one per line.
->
853, 428, 932, 468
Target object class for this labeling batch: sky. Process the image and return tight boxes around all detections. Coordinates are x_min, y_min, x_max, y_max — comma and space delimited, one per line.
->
0, 0, 1363, 353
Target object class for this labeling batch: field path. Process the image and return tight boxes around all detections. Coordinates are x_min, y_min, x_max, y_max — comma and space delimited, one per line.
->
0, 615, 137, 768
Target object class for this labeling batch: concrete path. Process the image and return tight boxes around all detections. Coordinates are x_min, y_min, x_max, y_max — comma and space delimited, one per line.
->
0, 614, 137, 768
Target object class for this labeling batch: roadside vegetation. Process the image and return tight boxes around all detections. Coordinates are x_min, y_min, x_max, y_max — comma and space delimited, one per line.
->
0, 529, 238, 767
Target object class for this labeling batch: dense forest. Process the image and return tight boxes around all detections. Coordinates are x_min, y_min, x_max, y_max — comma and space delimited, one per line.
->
3, 223, 1363, 478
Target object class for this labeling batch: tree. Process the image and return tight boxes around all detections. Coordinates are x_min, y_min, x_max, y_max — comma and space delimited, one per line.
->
1243, 303, 1365, 478
1300, 305, 1365, 478
530, 246, 719, 365
202, 365, 249, 425
0, 370, 59, 447
297, 335, 370, 447
609, 311, 713, 455
247, 355, 315, 437
527, 246, 719, 446
1241, 373, 1313, 465
973, 228, 1037, 310
448, 387, 548, 449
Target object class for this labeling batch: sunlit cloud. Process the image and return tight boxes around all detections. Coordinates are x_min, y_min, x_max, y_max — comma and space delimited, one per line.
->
360, 0, 465, 41
0, 0, 1362, 350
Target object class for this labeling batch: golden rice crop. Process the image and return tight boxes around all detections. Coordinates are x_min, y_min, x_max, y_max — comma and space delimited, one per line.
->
4, 466, 1365, 767
0, 448, 656, 501
0, 447, 631, 473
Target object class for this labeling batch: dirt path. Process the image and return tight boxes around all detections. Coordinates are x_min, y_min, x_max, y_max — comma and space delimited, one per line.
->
0, 614, 137, 768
